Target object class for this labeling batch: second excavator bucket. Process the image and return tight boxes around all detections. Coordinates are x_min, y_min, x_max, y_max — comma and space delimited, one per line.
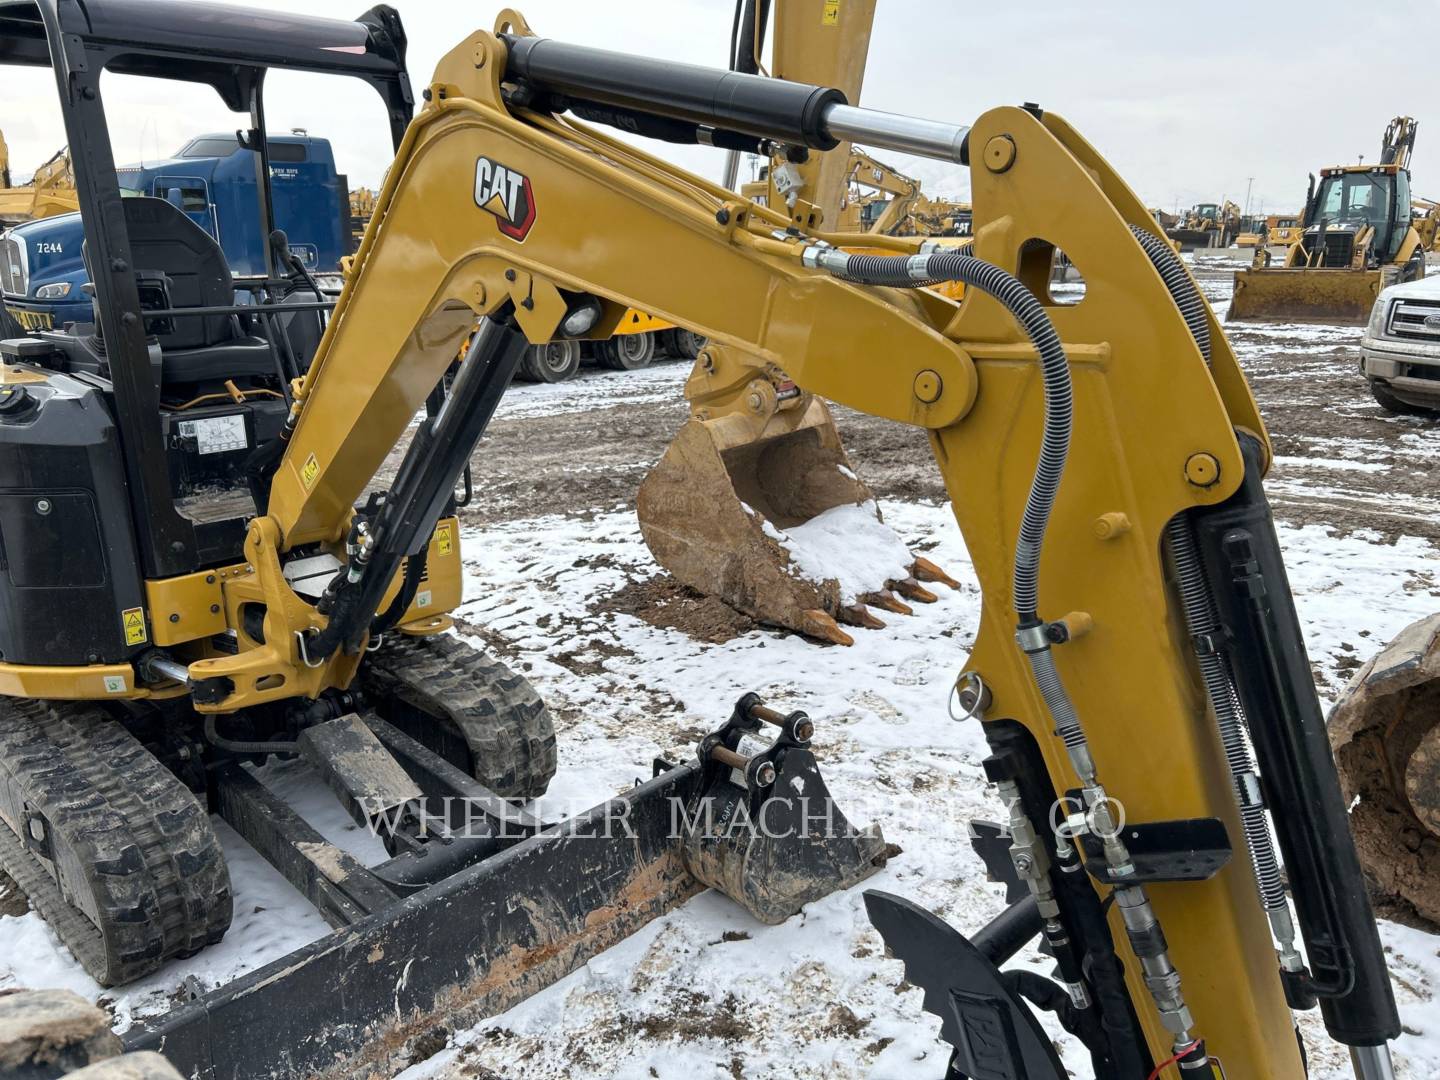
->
681, 693, 890, 923
1331, 612, 1440, 923
1229, 266, 1390, 325
637, 396, 957, 645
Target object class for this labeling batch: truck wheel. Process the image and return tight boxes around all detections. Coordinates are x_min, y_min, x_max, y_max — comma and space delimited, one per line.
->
594, 332, 656, 371
1369, 378, 1434, 416
518, 340, 581, 383
662, 328, 706, 360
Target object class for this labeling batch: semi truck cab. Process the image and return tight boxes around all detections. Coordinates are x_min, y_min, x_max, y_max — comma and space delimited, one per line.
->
0, 132, 348, 332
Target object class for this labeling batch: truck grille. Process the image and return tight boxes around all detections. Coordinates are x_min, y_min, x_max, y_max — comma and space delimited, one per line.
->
1311, 231, 1354, 268
1387, 298, 1440, 343
0, 237, 26, 295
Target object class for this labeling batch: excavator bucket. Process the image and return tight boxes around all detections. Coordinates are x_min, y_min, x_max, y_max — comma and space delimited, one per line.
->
1229, 267, 1389, 325
637, 396, 958, 645
1330, 612, 1440, 923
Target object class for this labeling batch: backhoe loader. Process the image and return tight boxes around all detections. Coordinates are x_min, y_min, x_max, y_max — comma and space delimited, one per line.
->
1231, 117, 1427, 324
1166, 199, 1241, 250
0, 2, 1405, 1079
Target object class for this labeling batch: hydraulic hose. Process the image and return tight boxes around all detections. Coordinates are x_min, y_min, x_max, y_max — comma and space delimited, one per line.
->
1129, 225, 1305, 975
803, 240, 1207, 1065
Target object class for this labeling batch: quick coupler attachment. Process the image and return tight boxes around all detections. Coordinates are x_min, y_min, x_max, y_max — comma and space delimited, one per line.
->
680, 692, 890, 923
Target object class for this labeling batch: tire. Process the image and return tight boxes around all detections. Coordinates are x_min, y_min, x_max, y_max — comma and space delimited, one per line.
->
593, 331, 656, 371
662, 328, 706, 360
517, 339, 581, 383
0, 699, 232, 986
1368, 377, 1436, 416
360, 633, 557, 800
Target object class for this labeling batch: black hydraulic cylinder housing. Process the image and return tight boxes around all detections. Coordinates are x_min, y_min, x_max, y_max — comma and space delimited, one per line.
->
500, 34, 846, 149
1190, 432, 1399, 1048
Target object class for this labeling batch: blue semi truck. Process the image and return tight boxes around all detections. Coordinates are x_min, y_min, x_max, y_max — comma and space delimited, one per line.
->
0, 132, 350, 332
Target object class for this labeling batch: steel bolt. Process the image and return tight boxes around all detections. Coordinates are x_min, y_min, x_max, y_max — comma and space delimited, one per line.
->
1093, 512, 1131, 540
983, 135, 1017, 174
210, 604, 221, 614
793, 718, 815, 743
1184, 452, 1221, 488
169, 613, 180, 623
205, 574, 216, 585
1013, 852, 1034, 873
912, 369, 942, 404
754, 761, 778, 787
34, 498, 51, 515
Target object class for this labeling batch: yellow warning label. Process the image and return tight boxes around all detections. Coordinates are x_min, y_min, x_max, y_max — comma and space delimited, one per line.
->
122, 607, 147, 646
435, 523, 454, 557
300, 453, 320, 490
822, 0, 840, 24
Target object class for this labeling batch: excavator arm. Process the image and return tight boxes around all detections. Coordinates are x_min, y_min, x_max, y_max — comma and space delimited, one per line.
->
184, 13, 1400, 1077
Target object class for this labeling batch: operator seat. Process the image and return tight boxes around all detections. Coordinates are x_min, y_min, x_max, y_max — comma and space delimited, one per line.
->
88, 197, 276, 385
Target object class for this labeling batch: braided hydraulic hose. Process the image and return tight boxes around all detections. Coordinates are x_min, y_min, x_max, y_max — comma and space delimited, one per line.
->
804, 242, 1207, 1063
1128, 226, 1305, 972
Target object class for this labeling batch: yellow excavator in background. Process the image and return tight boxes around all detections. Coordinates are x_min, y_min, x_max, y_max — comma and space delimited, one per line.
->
639, 0, 964, 646
1267, 212, 1304, 247
1231, 117, 1427, 324
832, 146, 922, 232
0, 133, 78, 225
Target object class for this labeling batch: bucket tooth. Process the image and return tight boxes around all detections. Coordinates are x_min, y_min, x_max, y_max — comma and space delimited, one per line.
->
840, 603, 887, 630
890, 577, 938, 604
911, 557, 961, 590
799, 609, 855, 646
862, 589, 913, 616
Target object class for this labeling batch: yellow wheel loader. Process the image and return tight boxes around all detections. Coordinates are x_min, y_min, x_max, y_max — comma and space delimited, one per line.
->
0, 1, 1406, 1078
1231, 117, 1428, 324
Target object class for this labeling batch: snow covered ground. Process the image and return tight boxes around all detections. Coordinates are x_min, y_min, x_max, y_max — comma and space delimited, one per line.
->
3, 268, 1440, 1077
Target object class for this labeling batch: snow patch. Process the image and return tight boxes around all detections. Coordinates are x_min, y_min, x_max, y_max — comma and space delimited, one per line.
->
766, 501, 915, 604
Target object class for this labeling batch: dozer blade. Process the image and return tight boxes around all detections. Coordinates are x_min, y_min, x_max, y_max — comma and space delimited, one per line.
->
117, 702, 880, 1078
1229, 267, 1387, 325
637, 396, 954, 644
1330, 612, 1440, 924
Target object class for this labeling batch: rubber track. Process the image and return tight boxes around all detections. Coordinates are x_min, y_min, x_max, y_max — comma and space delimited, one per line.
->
0, 699, 231, 986
361, 633, 557, 800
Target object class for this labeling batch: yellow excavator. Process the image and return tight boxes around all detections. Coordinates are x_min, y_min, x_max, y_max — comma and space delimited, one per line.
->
0, 133, 78, 225
833, 146, 922, 232
0, 1, 1405, 1078
1231, 117, 1428, 324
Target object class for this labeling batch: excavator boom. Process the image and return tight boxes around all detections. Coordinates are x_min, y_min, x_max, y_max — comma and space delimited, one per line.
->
177, 12, 1400, 1077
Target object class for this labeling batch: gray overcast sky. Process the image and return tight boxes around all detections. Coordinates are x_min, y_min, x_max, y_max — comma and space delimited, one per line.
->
1, 0, 1435, 215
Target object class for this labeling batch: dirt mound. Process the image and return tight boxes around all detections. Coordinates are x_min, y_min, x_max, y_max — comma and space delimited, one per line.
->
603, 576, 756, 644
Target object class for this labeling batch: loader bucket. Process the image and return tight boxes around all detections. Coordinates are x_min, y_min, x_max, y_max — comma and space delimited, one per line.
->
1330, 612, 1440, 923
1228, 267, 1387, 325
637, 397, 956, 644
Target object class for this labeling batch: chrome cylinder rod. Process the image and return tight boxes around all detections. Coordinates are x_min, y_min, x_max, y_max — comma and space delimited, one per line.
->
1351, 1044, 1396, 1080
821, 103, 970, 164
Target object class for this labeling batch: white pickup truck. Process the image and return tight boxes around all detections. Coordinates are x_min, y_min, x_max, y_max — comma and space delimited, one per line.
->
1360, 272, 1440, 414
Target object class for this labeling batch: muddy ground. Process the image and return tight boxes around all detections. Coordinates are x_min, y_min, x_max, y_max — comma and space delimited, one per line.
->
464, 260, 1438, 544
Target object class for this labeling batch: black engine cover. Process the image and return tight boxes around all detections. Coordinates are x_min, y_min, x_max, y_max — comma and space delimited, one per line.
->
0, 368, 147, 664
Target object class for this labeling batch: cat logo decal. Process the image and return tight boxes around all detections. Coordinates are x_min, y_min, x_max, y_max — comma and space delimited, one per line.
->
473, 156, 537, 241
